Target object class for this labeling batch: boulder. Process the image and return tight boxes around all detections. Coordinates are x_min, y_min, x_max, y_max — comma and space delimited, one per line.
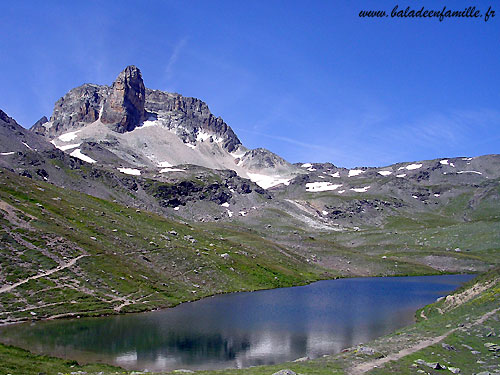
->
272, 370, 296, 375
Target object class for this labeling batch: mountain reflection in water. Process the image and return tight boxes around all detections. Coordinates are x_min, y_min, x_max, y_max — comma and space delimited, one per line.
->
0, 274, 474, 371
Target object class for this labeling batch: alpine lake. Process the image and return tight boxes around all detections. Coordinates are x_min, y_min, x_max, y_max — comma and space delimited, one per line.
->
0, 274, 475, 372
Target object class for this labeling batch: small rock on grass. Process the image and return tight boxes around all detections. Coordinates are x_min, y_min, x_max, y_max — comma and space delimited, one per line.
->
448, 367, 460, 374
272, 370, 297, 375
415, 359, 446, 369
293, 356, 309, 362
357, 346, 376, 355
442, 343, 456, 351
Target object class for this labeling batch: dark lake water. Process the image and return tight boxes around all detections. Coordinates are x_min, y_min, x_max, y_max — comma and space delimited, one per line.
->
0, 274, 474, 371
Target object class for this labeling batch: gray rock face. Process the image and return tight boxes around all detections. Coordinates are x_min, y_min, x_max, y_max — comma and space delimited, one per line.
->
239, 148, 291, 170
35, 66, 241, 153
0, 109, 54, 153
33, 84, 108, 137
101, 65, 146, 133
31, 116, 48, 131
145, 89, 241, 152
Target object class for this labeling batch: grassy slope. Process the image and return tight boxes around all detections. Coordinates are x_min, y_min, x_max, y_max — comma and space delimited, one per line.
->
0, 343, 121, 375
0, 168, 323, 324
251, 182, 500, 277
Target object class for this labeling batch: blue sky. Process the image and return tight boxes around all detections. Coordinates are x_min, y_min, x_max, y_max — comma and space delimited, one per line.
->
1, 0, 499, 168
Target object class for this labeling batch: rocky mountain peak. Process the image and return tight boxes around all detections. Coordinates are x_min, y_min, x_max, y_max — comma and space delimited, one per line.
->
100, 65, 146, 133
31, 116, 48, 130
0, 109, 11, 123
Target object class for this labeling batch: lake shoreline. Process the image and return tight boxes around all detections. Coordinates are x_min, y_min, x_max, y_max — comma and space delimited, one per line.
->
0, 269, 476, 328
0, 273, 478, 372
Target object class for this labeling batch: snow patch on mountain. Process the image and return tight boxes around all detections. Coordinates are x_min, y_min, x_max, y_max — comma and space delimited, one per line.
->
457, 171, 482, 175
406, 163, 422, 170
70, 149, 96, 164
56, 143, 81, 151
348, 169, 364, 177
306, 182, 342, 192
378, 170, 392, 176
351, 186, 370, 193
159, 168, 185, 173
22, 142, 33, 150
59, 130, 81, 142
118, 167, 141, 175
246, 173, 291, 189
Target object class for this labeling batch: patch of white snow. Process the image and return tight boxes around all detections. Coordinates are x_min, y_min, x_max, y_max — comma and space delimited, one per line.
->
70, 149, 96, 164
406, 163, 422, 170
247, 173, 291, 189
22, 142, 32, 150
117, 167, 141, 175
141, 119, 159, 128
58, 130, 80, 142
305, 182, 343, 192
457, 171, 482, 175
159, 168, 185, 173
57, 143, 81, 151
348, 169, 364, 177
378, 170, 392, 176
350, 186, 370, 193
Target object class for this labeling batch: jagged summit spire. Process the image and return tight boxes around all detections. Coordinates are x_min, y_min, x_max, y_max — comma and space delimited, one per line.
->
100, 65, 146, 133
